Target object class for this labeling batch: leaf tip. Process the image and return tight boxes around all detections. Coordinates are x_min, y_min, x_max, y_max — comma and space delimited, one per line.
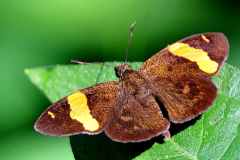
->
24, 68, 31, 75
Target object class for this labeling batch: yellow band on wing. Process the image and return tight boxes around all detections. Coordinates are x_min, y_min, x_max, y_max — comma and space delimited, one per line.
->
67, 92, 99, 132
47, 111, 55, 119
169, 42, 218, 74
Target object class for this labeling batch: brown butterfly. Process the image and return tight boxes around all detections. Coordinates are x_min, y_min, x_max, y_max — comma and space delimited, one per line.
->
34, 32, 229, 143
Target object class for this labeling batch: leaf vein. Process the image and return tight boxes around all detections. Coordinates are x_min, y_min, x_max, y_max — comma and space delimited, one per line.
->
196, 115, 205, 157
170, 139, 198, 160
218, 123, 240, 160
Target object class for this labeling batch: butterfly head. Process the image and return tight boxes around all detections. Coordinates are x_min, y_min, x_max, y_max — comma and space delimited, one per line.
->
115, 64, 132, 78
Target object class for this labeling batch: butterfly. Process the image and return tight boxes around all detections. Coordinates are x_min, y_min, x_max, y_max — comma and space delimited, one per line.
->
34, 32, 229, 143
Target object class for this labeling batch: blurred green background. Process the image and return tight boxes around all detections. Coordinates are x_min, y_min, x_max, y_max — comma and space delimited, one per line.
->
0, 0, 239, 159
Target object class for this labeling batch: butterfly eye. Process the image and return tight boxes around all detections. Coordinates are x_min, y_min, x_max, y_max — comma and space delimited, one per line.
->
115, 64, 132, 78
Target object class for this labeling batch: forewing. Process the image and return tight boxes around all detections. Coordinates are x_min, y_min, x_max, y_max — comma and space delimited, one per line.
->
34, 81, 119, 136
105, 94, 170, 143
140, 32, 229, 78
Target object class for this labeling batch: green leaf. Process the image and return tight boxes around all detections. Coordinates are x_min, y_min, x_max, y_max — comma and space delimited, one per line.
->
213, 64, 240, 98
25, 62, 240, 160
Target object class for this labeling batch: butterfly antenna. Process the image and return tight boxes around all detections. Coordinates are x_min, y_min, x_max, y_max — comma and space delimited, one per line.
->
124, 21, 136, 64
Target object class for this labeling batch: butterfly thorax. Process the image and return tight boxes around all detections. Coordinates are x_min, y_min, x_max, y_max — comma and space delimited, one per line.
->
116, 65, 152, 101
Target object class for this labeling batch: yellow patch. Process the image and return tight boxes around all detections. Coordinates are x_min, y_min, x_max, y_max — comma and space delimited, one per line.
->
201, 34, 210, 43
47, 111, 55, 119
168, 42, 218, 74
67, 92, 99, 132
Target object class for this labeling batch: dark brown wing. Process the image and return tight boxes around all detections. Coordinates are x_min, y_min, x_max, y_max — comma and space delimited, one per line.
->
152, 75, 217, 123
34, 81, 119, 136
105, 94, 170, 143
139, 32, 229, 123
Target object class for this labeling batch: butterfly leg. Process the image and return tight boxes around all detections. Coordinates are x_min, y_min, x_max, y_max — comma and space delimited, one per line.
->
162, 130, 171, 140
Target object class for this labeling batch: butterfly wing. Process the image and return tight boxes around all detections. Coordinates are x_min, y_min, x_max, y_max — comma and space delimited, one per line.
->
139, 32, 229, 123
140, 32, 229, 78
151, 74, 217, 123
34, 81, 119, 136
105, 94, 170, 143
